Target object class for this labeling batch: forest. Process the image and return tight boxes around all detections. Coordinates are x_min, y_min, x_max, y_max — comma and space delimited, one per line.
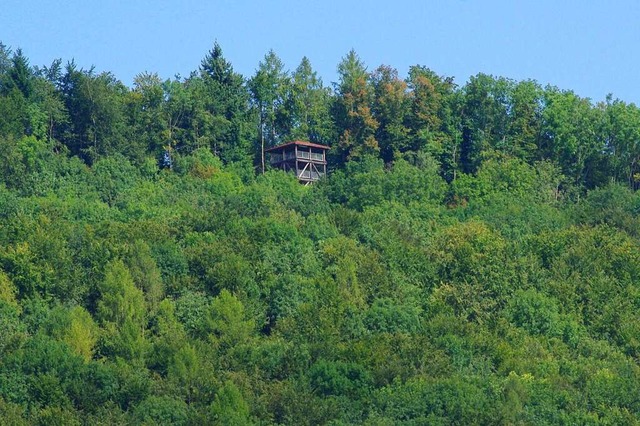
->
0, 41, 640, 424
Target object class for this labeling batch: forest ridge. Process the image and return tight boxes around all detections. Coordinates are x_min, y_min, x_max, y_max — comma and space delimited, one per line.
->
2, 41, 640, 188
0, 42, 639, 424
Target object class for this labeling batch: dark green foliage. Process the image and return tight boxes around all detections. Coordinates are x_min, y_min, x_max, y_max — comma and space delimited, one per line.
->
309, 360, 372, 398
372, 377, 499, 424
133, 395, 189, 425
60, 64, 129, 163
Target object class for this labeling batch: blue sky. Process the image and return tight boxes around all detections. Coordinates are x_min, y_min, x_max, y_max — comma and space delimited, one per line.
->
2, 0, 639, 104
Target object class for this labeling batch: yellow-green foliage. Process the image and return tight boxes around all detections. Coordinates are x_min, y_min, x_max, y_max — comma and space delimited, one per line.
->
0, 270, 18, 309
97, 259, 146, 327
62, 306, 98, 363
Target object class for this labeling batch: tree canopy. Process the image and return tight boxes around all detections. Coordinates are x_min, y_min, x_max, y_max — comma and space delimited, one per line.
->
0, 42, 639, 424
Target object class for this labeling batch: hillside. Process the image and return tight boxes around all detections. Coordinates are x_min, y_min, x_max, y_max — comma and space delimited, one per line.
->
0, 43, 639, 424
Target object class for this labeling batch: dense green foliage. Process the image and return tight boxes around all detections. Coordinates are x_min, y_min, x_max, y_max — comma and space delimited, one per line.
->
0, 41, 640, 424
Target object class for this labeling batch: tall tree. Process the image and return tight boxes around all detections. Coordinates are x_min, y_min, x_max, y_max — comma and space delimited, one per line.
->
370, 64, 410, 163
198, 42, 251, 162
6, 49, 34, 100
406, 65, 460, 179
249, 50, 289, 173
0, 42, 12, 78
459, 74, 512, 173
0, 48, 38, 139
60, 63, 128, 163
282, 56, 333, 145
34, 59, 69, 145
600, 96, 640, 189
130, 71, 167, 155
200, 42, 236, 86
507, 79, 543, 162
160, 77, 191, 152
248, 50, 289, 172
332, 50, 379, 164
540, 87, 603, 188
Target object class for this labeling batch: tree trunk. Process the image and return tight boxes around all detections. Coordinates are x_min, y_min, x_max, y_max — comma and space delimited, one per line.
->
261, 107, 265, 174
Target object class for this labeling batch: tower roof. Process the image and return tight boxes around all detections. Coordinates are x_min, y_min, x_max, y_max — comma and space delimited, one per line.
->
265, 140, 331, 152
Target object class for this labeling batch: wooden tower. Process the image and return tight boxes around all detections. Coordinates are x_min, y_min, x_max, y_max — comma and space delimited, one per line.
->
265, 140, 330, 184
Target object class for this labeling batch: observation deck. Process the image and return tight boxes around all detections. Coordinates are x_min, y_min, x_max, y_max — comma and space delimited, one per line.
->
266, 140, 330, 183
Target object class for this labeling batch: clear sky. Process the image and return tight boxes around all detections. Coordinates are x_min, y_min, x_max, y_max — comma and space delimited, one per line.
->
2, 0, 639, 104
